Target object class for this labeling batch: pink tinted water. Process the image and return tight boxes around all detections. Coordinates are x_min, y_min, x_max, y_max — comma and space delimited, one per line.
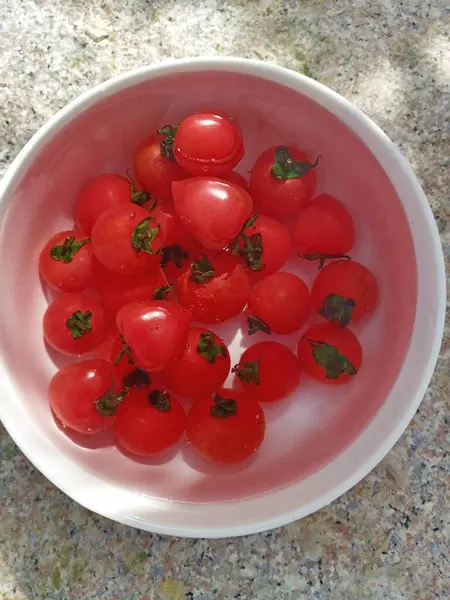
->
0, 71, 416, 502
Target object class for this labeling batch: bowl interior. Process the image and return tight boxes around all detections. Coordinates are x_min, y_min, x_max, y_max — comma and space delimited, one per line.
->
0, 70, 416, 504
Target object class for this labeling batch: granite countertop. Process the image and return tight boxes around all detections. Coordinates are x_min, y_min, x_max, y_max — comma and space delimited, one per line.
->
0, 1, 449, 598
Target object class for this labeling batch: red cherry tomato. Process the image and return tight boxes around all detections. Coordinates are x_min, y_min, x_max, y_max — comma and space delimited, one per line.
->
311, 260, 379, 326
172, 177, 253, 251
114, 388, 186, 456
234, 214, 291, 277
247, 272, 310, 335
116, 301, 191, 372
176, 253, 251, 324
43, 293, 106, 356
108, 334, 152, 390
91, 204, 166, 276
297, 322, 362, 384
293, 194, 356, 261
39, 230, 93, 293
49, 359, 121, 434
233, 341, 301, 403
186, 388, 265, 464
174, 113, 244, 177
133, 128, 187, 200
250, 146, 319, 220
92, 258, 169, 319
74, 174, 149, 235
162, 328, 231, 399
221, 171, 248, 190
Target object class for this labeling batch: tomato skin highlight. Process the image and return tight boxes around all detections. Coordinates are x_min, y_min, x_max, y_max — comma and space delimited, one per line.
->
186, 388, 265, 464
91, 204, 166, 276
174, 113, 244, 176
116, 301, 191, 372
233, 341, 301, 403
172, 177, 253, 251
311, 260, 379, 325
250, 146, 317, 220
162, 327, 231, 399
293, 194, 356, 256
39, 230, 93, 293
237, 214, 292, 278
49, 359, 117, 434
248, 272, 311, 335
176, 253, 251, 324
43, 293, 106, 356
74, 174, 134, 236
297, 322, 362, 384
133, 133, 187, 200
114, 388, 186, 456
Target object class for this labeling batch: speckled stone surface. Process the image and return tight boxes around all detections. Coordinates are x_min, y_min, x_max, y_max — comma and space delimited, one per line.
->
0, 1, 449, 598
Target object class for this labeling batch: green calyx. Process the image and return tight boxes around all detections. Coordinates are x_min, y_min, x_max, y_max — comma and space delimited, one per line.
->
247, 315, 271, 336
148, 389, 171, 412
319, 293, 356, 327
122, 368, 151, 389
126, 169, 154, 208
50, 236, 89, 263
160, 244, 190, 268
210, 393, 238, 419
271, 147, 320, 180
307, 339, 358, 380
94, 377, 127, 417
152, 284, 175, 300
157, 124, 179, 161
190, 254, 215, 283
229, 215, 265, 272
131, 217, 161, 255
66, 310, 92, 339
197, 331, 227, 364
232, 358, 260, 385
298, 253, 351, 271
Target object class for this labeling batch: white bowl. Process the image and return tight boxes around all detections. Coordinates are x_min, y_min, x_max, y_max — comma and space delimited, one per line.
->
0, 58, 445, 537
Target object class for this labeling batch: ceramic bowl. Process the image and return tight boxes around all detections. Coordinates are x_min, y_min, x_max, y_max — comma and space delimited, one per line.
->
0, 58, 445, 537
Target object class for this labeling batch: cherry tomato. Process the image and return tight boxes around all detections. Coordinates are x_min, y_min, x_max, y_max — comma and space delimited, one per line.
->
311, 260, 379, 326
162, 328, 231, 399
174, 113, 244, 177
133, 127, 187, 200
250, 146, 319, 220
39, 230, 92, 293
91, 204, 166, 276
232, 214, 291, 277
116, 301, 191, 372
74, 173, 149, 235
114, 388, 186, 456
172, 177, 253, 251
108, 334, 152, 390
232, 341, 301, 403
297, 322, 362, 384
176, 253, 251, 324
43, 293, 106, 355
221, 171, 248, 190
294, 194, 356, 263
92, 258, 169, 318
186, 388, 265, 464
49, 359, 122, 434
247, 272, 310, 335
152, 202, 202, 284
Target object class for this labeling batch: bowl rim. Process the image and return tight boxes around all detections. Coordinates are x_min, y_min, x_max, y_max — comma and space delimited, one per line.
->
0, 57, 446, 538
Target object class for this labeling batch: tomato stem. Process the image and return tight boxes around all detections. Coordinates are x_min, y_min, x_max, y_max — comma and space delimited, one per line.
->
66, 310, 92, 339
318, 293, 356, 327
50, 236, 89, 263
125, 169, 154, 207
307, 339, 358, 379
197, 331, 227, 363
210, 393, 237, 418
152, 284, 175, 300
95, 376, 127, 416
271, 147, 320, 180
191, 254, 215, 283
160, 244, 189, 268
122, 368, 151, 389
232, 358, 260, 385
298, 253, 352, 270
247, 316, 271, 336
148, 389, 171, 412
157, 124, 179, 161
113, 335, 134, 366
132, 217, 161, 255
